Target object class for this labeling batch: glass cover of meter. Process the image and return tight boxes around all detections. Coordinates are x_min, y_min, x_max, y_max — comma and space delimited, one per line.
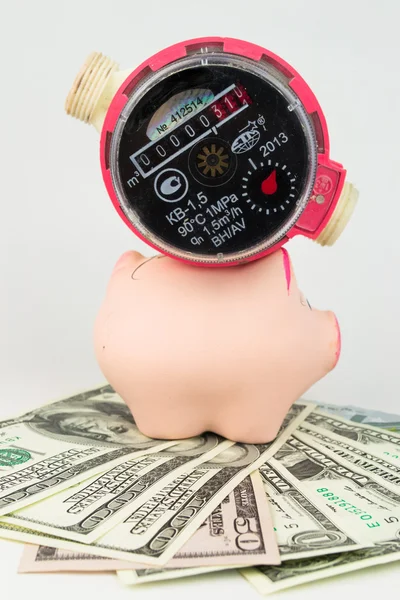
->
110, 53, 317, 263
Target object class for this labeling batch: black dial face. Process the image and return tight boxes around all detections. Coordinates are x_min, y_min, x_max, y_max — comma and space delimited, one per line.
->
112, 56, 316, 262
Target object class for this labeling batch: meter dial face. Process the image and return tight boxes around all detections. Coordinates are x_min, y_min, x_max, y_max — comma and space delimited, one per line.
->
110, 54, 317, 264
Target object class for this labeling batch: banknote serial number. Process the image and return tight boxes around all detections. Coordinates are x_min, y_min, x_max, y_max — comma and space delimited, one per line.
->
316, 488, 380, 528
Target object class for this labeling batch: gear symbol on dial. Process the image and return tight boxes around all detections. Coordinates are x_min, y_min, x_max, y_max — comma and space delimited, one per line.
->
196, 144, 230, 177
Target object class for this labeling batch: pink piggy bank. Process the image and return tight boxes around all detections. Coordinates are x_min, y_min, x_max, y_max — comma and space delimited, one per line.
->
94, 249, 340, 444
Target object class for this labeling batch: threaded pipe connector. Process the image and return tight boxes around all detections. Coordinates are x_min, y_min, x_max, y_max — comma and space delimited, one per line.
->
65, 52, 119, 124
316, 182, 359, 246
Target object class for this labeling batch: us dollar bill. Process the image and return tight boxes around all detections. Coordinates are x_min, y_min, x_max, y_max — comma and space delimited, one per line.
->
240, 538, 400, 595
318, 403, 400, 433
269, 432, 400, 543
258, 460, 362, 559
18, 544, 135, 573
0, 385, 178, 516
1, 403, 313, 566
19, 471, 279, 573
305, 408, 400, 467
3, 433, 233, 543
118, 565, 230, 584
298, 421, 400, 494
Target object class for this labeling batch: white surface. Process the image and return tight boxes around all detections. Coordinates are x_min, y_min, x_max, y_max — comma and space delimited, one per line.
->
2, 0, 400, 595
1, 536, 400, 599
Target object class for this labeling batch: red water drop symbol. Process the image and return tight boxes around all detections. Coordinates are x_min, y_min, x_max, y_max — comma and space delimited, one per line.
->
261, 170, 278, 195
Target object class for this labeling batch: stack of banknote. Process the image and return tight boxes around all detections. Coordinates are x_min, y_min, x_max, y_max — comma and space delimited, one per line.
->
0, 385, 399, 595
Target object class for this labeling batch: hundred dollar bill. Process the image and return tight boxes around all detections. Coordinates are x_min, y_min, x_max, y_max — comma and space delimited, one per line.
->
20, 471, 279, 573
2, 403, 313, 566
318, 403, 400, 433
240, 538, 400, 595
298, 421, 400, 494
0, 385, 177, 516
269, 432, 400, 543
305, 408, 400, 467
3, 433, 232, 543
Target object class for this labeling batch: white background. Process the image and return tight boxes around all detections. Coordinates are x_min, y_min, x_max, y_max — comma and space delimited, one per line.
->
2, 0, 400, 596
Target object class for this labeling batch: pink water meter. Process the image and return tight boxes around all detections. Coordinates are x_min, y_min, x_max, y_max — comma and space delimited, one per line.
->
68, 37, 358, 266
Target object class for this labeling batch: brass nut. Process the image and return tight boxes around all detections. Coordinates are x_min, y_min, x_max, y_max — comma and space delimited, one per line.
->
65, 52, 118, 124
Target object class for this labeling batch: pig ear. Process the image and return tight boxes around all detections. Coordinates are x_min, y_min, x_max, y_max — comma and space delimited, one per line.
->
105, 251, 146, 296
111, 250, 145, 276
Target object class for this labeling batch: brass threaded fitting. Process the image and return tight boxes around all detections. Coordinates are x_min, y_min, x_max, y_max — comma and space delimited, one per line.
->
316, 182, 359, 246
65, 52, 118, 124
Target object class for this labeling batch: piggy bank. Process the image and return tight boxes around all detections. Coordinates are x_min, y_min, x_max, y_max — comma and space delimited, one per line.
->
65, 42, 352, 443
94, 248, 340, 443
